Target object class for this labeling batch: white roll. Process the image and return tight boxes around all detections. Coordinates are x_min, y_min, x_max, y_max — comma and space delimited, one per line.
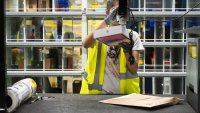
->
7, 78, 37, 113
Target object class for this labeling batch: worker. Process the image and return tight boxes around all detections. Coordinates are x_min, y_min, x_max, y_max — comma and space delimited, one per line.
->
11, 47, 24, 69
80, 0, 144, 94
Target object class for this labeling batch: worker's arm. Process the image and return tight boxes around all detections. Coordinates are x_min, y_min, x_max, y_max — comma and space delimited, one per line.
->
82, 21, 107, 48
119, 30, 144, 74
124, 50, 139, 74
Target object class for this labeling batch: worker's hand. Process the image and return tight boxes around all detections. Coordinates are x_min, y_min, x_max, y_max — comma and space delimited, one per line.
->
119, 42, 135, 64
119, 42, 133, 53
104, 8, 118, 25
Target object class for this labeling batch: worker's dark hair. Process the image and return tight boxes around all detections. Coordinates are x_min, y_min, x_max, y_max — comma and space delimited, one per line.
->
106, 0, 119, 15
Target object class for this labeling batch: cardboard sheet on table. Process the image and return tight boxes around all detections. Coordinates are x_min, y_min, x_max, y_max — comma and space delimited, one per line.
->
99, 93, 182, 108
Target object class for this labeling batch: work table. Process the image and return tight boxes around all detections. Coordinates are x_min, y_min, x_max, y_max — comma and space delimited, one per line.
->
14, 94, 196, 113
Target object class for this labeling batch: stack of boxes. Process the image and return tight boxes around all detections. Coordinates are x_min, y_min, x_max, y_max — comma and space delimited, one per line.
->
26, 0, 51, 12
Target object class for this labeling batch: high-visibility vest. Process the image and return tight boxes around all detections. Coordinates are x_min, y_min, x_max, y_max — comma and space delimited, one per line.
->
80, 41, 140, 94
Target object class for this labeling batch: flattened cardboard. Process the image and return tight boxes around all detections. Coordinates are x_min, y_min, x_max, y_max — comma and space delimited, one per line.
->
99, 93, 182, 108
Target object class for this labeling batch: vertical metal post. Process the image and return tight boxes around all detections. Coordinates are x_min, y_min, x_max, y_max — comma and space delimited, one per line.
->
23, 17, 26, 42
52, 0, 55, 12
0, 0, 7, 113
172, 0, 175, 12
81, 0, 87, 70
139, 0, 141, 11
82, 14, 87, 68
24, 0, 26, 12
180, 18, 185, 95
162, 0, 165, 11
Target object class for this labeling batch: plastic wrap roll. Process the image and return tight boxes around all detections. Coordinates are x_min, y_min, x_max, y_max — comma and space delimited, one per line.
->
6, 78, 37, 112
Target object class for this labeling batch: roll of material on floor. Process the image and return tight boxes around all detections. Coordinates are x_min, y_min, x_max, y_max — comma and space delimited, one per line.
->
6, 78, 37, 112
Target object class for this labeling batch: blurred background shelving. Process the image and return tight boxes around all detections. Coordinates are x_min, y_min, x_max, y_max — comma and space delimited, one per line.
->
5, 0, 200, 94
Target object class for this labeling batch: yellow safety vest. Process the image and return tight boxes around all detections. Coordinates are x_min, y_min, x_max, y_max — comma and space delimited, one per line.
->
80, 41, 140, 94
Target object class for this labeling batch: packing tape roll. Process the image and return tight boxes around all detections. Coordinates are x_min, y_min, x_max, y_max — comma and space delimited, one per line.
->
6, 78, 37, 113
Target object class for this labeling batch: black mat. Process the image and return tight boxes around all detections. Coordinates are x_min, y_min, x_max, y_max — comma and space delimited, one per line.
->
13, 94, 196, 113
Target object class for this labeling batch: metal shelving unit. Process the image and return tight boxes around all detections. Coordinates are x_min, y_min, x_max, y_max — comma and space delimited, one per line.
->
7, 70, 82, 76
6, 42, 82, 46
6, 12, 82, 17
5, 0, 200, 94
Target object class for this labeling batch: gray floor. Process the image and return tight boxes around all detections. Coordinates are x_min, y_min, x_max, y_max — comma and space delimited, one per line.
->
13, 94, 196, 113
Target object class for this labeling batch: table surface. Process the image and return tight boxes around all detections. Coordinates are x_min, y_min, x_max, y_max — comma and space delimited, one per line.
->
13, 94, 196, 113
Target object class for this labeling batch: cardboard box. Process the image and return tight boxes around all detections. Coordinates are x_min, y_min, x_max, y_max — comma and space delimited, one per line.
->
66, 56, 73, 69
45, 58, 56, 69
93, 25, 130, 47
38, 0, 51, 12
18, 59, 24, 69
63, 32, 74, 41
26, 0, 37, 12
6, 0, 19, 12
